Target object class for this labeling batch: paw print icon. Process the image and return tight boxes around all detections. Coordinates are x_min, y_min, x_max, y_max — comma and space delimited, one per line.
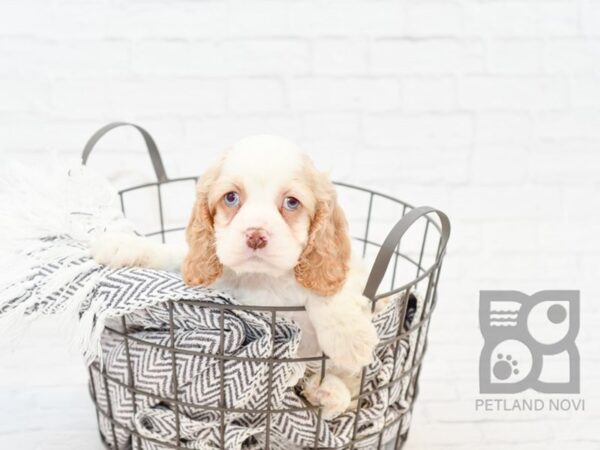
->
479, 290, 580, 394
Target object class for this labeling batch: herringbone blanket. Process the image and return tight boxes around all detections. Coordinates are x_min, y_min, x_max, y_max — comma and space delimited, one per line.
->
0, 234, 419, 449
0, 165, 422, 449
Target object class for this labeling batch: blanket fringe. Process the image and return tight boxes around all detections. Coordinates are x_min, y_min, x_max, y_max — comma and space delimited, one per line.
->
0, 158, 136, 362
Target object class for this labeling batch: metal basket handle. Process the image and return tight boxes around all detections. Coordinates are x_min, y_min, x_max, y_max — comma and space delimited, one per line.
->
363, 206, 451, 300
81, 122, 169, 182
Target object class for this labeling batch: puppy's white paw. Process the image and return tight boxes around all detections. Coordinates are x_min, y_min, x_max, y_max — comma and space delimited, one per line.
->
90, 232, 154, 269
302, 373, 351, 420
318, 315, 378, 375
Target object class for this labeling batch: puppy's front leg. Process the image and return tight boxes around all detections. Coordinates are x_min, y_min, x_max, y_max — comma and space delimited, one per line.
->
306, 293, 378, 375
90, 231, 187, 272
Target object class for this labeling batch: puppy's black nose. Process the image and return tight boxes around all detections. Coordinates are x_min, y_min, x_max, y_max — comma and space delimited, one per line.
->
245, 228, 268, 250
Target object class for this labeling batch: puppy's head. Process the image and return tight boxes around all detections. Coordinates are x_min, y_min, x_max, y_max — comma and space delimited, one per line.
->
182, 135, 351, 297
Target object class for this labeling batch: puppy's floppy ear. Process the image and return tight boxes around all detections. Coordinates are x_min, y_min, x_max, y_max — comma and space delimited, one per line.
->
294, 173, 351, 297
182, 165, 223, 286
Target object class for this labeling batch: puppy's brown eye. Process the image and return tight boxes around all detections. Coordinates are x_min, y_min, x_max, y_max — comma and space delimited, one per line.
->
224, 191, 240, 208
283, 196, 301, 211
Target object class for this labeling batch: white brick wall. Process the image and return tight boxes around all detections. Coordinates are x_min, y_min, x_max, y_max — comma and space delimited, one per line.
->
1, 0, 599, 449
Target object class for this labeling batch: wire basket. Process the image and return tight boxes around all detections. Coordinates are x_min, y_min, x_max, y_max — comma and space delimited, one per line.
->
82, 123, 450, 450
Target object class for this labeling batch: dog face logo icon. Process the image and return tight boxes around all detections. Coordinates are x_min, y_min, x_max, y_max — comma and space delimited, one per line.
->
479, 290, 580, 394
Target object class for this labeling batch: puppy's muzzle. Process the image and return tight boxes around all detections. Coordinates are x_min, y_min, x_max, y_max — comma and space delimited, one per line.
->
245, 228, 268, 250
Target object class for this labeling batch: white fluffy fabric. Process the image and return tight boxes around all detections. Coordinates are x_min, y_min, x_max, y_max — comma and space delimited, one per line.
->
0, 158, 134, 248
0, 159, 136, 355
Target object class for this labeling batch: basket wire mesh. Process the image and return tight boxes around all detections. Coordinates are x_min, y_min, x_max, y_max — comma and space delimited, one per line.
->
82, 123, 450, 450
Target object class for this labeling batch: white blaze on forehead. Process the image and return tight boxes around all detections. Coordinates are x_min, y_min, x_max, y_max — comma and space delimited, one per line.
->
222, 135, 306, 183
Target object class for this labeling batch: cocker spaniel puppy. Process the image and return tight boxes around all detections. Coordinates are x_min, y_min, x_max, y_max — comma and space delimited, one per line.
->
92, 135, 378, 419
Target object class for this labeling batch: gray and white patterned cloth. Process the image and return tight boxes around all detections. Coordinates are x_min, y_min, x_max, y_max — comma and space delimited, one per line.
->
0, 235, 421, 450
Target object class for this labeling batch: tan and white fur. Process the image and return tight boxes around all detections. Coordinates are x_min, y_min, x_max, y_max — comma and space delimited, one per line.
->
91, 135, 378, 419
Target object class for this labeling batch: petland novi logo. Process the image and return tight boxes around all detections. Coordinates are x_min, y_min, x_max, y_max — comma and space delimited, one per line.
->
476, 290, 583, 412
